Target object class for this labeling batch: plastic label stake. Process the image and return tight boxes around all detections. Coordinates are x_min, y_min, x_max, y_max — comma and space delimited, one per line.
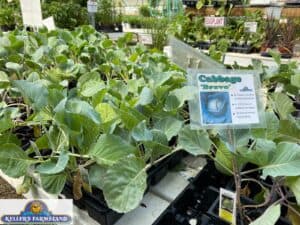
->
20, 0, 43, 29
87, 0, 98, 28
219, 188, 237, 225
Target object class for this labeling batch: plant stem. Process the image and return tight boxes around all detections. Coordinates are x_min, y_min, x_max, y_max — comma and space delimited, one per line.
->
64, 152, 90, 159
227, 129, 244, 225
233, 156, 244, 225
283, 202, 300, 218
7, 103, 28, 108
248, 139, 256, 151
243, 183, 275, 209
241, 167, 262, 176
241, 178, 267, 192
145, 148, 181, 170
81, 159, 96, 168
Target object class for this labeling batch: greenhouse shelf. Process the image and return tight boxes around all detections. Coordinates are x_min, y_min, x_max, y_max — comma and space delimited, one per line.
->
223, 52, 300, 67
197, 50, 300, 68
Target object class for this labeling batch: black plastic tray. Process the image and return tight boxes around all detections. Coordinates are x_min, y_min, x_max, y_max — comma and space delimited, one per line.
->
62, 150, 187, 225
153, 161, 291, 225
207, 187, 291, 225
152, 161, 231, 225
182, 0, 198, 7
229, 45, 252, 54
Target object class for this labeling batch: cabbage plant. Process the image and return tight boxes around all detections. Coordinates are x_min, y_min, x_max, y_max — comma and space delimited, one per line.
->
0, 26, 211, 213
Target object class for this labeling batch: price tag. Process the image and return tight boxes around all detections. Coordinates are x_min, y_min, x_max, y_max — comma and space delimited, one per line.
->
219, 188, 237, 225
204, 17, 226, 28
188, 69, 265, 129
87, 0, 98, 13
20, 0, 43, 27
245, 22, 257, 33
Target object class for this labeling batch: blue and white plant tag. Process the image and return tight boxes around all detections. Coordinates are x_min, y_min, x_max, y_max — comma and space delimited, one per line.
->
188, 69, 265, 130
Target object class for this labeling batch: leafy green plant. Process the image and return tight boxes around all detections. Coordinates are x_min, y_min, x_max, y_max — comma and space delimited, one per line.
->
167, 14, 196, 42
0, 14, 299, 225
95, 0, 121, 27
123, 15, 144, 28
165, 7, 265, 53
139, 5, 151, 17
0, 7, 16, 29
0, 0, 88, 30
261, 18, 280, 51
42, 1, 88, 29
0, 26, 203, 214
145, 18, 169, 50
278, 20, 298, 55
187, 53, 300, 224
0, 0, 21, 30
208, 38, 230, 62
243, 10, 265, 49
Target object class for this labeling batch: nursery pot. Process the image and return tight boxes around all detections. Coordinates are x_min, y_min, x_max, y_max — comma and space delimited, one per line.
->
260, 43, 274, 57
0, 25, 15, 31
278, 46, 293, 58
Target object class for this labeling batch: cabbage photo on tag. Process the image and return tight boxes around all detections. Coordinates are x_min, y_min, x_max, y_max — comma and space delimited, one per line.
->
200, 92, 232, 125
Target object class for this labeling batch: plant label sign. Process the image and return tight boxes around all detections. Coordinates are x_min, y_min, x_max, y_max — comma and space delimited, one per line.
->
245, 22, 257, 33
42, 16, 56, 31
87, 0, 98, 13
219, 188, 237, 225
20, 0, 43, 28
188, 69, 265, 129
204, 17, 226, 28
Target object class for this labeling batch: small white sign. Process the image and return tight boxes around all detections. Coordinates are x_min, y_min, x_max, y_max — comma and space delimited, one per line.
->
219, 188, 237, 225
87, 0, 98, 13
139, 33, 153, 45
249, 0, 271, 5
0, 199, 73, 224
20, 0, 43, 28
279, 18, 288, 24
245, 22, 257, 33
42, 16, 56, 31
204, 17, 226, 28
